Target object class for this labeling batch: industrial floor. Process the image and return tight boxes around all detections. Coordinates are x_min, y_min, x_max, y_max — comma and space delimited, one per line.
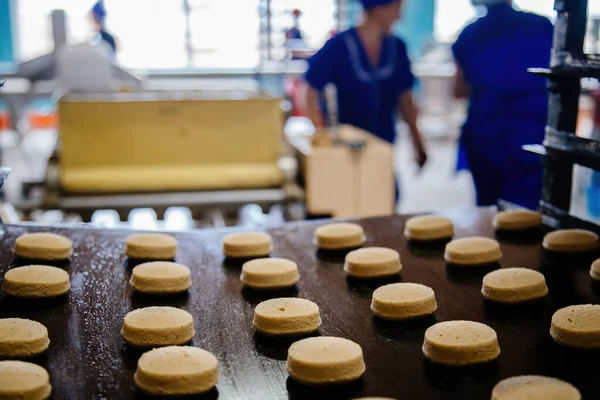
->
396, 133, 474, 213
0, 129, 475, 227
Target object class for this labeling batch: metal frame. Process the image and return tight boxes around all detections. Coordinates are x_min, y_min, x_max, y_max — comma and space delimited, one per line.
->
527, 0, 600, 231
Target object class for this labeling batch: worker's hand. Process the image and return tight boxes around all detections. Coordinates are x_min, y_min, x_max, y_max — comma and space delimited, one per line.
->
414, 141, 428, 169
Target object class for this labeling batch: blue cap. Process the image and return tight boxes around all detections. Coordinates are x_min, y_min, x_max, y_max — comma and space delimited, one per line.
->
92, 1, 106, 22
361, 0, 398, 10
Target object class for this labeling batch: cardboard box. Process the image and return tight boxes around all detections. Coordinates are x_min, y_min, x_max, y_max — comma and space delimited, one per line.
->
290, 125, 395, 218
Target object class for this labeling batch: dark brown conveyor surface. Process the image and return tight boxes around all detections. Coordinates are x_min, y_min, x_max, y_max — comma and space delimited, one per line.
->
1, 208, 599, 399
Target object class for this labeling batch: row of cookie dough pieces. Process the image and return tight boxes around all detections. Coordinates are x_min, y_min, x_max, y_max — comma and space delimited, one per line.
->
0, 232, 71, 400
10, 209, 540, 263
8, 210, 554, 267
119, 306, 221, 396
0, 319, 53, 400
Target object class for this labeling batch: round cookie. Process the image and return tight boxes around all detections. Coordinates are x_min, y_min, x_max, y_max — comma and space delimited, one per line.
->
590, 258, 600, 281
222, 232, 272, 258
543, 229, 599, 253
253, 298, 321, 336
0, 360, 51, 400
241, 258, 299, 290
494, 210, 542, 231
287, 336, 366, 385
315, 223, 365, 250
14, 233, 73, 261
125, 233, 178, 260
2, 265, 70, 298
135, 346, 218, 396
371, 283, 437, 320
344, 247, 402, 279
491, 375, 581, 400
444, 237, 502, 266
122, 306, 195, 347
422, 320, 500, 366
550, 304, 600, 349
130, 262, 191, 295
482, 268, 548, 304
0, 319, 49, 358
404, 215, 454, 241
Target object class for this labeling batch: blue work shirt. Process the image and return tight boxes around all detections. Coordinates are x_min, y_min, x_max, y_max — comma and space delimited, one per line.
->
305, 28, 415, 144
452, 3, 553, 169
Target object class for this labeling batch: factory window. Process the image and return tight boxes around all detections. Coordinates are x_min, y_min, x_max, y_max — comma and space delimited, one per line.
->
105, 0, 189, 69
434, 0, 556, 42
13, 0, 339, 70
16, 0, 90, 62
187, 0, 260, 68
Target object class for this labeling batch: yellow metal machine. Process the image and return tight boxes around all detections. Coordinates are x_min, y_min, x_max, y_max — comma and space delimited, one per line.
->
40, 90, 299, 220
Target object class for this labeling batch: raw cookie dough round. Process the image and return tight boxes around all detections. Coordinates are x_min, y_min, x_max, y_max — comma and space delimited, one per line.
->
482, 268, 548, 304
315, 223, 365, 250
550, 304, 600, 349
344, 247, 402, 279
0, 360, 51, 400
135, 346, 218, 396
14, 233, 73, 261
130, 262, 191, 295
590, 259, 600, 281
422, 320, 500, 366
491, 375, 581, 400
122, 306, 195, 347
0, 319, 49, 358
543, 229, 599, 253
494, 210, 542, 231
404, 215, 454, 241
2, 265, 70, 298
287, 336, 366, 385
371, 283, 437, 320
253, 298, 321, 336
222, 232, 272, 258
241, 258, 299, 290
444, 237, 502, 266
125, 233, 178, 260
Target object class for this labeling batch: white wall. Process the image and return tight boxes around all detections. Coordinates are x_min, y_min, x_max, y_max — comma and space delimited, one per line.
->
434, 0, 560, 42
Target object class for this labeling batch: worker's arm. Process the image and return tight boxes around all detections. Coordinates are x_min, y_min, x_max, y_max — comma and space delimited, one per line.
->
305, 85, 326, 129
453, 63, 470, 99
399, 91, 427, 168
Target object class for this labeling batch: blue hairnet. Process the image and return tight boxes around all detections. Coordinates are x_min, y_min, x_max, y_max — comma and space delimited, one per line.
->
361, 0, 398, 10
92, 1, 106, 22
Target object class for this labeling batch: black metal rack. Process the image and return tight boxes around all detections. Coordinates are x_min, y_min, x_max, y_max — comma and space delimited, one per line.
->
526, 0, 600, 232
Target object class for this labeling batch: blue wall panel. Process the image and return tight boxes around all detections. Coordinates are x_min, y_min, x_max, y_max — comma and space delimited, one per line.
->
0, 0, 15, 72
346, 0, 435, 58
393, 0, 435, 58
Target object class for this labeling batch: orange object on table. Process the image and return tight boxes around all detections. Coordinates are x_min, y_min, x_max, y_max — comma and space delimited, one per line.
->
27, 111, 58, 130
0, 111, 10, 130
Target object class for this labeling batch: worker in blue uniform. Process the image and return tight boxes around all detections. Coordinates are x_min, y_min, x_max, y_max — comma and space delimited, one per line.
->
286, 9, 309, 60
304, 0, 427, 202
452, 0, 553, 210
90, 1, 117, 58
286, 9, 304, 41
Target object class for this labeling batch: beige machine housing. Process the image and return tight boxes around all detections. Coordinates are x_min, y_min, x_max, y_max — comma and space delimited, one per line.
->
58, 91, 284, 194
